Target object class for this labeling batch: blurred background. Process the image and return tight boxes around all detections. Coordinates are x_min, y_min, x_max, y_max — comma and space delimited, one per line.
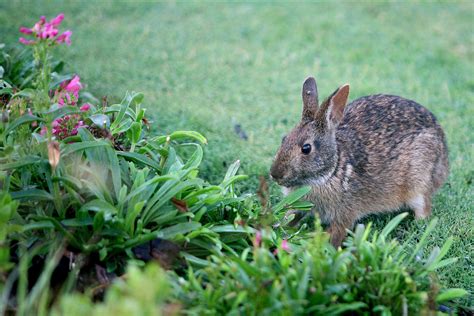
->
1, 1, 473, 298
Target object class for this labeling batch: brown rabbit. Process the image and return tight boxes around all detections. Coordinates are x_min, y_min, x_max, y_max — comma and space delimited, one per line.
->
270, 77, 449, 247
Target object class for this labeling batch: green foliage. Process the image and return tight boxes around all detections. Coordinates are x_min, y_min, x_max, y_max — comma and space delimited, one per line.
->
0, 43, 36, 91
0, 29, 257, 312
0, 191, 19, 273
52, 214, 467, 315
53, 263, 176, 316
1, 90, 253, 268
173, 214, 467, 315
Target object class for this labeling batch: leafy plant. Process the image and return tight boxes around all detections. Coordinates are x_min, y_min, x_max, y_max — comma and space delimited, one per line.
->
53, 263, 177, 316
172, 213, 467, 315
0, 13, 259, 312
1, 91, 255, 265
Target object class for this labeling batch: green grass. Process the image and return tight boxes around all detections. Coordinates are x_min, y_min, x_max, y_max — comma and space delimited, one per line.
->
1, 1, 473, 306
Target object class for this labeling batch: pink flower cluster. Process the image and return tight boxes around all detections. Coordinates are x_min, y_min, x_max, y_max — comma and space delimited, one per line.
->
46, 75, 92, 139
19, 13, 72, 46
52, 114, 85, 139
42, 103, 90, 139
253, 230, 290, 254
54, 75, 82, 106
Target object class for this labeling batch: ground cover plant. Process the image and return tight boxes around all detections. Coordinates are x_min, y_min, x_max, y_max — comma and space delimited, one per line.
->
0, 2, 473, 314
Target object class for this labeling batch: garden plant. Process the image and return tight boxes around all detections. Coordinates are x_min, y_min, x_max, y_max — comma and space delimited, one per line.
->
0, 6, 472, 316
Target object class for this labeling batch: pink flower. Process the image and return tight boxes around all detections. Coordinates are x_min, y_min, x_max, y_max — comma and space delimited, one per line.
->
253, 231, 262, 248
50, 13, 64, 27
20, 14, 71, 46
55, 76, 82, 106
273, 240, 291, 255
40, 126, 48, 136
63, 75, 82, 94
56, 30, 72, 45
51, 115, 86, 139
38, 23, 58, 39
80, 103, 91, 112
19, 27, 33, 35
71, 120, 85, 135
19, 37, 35, 45
281, 240, 290, 252
32, 16, 46, 34
55, 90, 73, 107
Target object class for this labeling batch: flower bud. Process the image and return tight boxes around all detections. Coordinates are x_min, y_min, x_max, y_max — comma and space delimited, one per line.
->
48, 141, 60, 170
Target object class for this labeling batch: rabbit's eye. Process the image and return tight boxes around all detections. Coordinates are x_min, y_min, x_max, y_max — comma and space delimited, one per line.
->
301, 144, 311, 155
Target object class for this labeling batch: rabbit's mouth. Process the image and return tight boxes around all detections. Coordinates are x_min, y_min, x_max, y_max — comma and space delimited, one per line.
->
277, 169, 334, 188
274, 176, 304, 188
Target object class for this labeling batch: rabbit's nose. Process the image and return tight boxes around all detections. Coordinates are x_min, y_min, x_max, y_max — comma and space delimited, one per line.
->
270, 165, 284, 182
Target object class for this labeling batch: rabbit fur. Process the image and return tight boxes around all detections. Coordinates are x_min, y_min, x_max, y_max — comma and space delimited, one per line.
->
270, 77, 449, 247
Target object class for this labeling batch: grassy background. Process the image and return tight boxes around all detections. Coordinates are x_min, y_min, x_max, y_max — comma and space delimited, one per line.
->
1, 1, 473, 305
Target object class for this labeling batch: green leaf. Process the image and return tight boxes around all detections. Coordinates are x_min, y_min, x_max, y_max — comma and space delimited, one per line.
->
110, 99, 128, 132
436, 288, 468, 302
125, 174, 176, 203
10, 189, 53, 201
210, 225, 253, 234
182, 252, 211, 267
93, 211, 105, 231
5, 114, 44, 135
79, 199, 118, 220
380, 212, 408, 240
52, 176, 83, 191
223, 160, 241, 182
128, 92, 144, 107
157, 222, 202, 239
127, 121, 142, 145
428, 257, 458, 271
272, 186, 312, 213
117, 151, 161, 171
43, 105, 81, 121
32, 216, 84, 250
144, 179, 202, 224
289, 200, 313, 210
309, 302, 367, 314
409, 217, 438, 262
89, 114, 110, 128
0, 86, 12, 95
221, 175, 248, 190
61, 140, 111, 156
61, 218, 93, 227
99, 248, 108, 261
12, 88, 35, 98
22, 221, 54, 232
182, 144, 203, 170
152, 131, 207, 145
111, 117, 133, 135
125, 201, 145, 236
104, 146, 121, 200
136, 108, 146, 122
0, 156, 45, 170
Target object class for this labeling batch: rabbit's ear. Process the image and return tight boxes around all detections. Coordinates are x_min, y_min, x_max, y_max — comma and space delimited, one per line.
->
327, 84, 350, 124
315, 84, 350, 130
301, 77, 319, 121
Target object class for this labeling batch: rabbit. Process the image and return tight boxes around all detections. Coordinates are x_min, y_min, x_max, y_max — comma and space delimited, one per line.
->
270, 77, 449, 247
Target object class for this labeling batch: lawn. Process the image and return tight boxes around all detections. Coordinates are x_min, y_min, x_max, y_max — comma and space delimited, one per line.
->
1, 1, 473, 306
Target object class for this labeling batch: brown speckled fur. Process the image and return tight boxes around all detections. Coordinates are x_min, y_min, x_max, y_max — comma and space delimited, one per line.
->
270, 77, 449, 247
